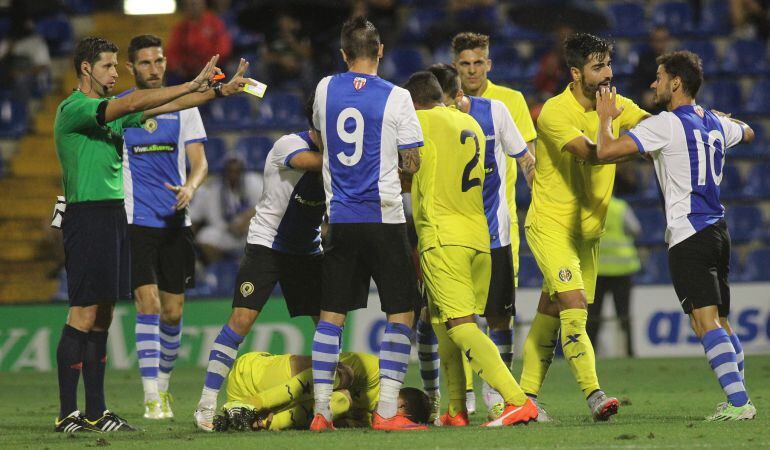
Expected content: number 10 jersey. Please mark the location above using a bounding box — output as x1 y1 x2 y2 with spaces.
313 72 423 224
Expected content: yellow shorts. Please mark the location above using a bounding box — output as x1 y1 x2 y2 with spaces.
226 352 293 403
421 245 491 324
525 224 599 303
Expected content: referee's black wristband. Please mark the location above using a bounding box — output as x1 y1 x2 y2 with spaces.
213 82 224 98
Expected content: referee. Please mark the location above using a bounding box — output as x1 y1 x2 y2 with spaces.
53 36 252 433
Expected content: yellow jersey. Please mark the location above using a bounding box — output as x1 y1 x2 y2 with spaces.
413 106 489 254
481 80 537 221
338 352 380 427
525 84 648 239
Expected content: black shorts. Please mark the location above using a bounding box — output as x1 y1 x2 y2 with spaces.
233 244 322 317
129 225 196 293
62 200 130 306
668 219 731 316
484 245 516 317
322 223 420 315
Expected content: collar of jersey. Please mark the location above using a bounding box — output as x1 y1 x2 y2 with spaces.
346 71 379 79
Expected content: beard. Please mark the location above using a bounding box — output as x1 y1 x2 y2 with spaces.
654 89 671 109
136 75 164 89
580 77 611 98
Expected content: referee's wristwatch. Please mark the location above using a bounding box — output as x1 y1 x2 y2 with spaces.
213 82 224 98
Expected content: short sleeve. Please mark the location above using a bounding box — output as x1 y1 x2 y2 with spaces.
503 90 537 142
625 113 672 154
179 108 207 145
718 116 745 149
537 103 584 152
312 77 330 131
493 100 527 157
618 96 650 130
272 135 312 169
395 88 424 150
58 95 104 132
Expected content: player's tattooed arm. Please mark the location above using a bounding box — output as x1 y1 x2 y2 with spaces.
516 150 536 188
398 147 421 175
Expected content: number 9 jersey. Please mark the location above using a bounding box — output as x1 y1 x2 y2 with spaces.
412 106 489 254
313 72 423 224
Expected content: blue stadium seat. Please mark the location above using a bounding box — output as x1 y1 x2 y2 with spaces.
743 79 770 115
605 3 647 38
235 135 274 171
719 165 743 200
203 137 227 172
518 254 543 288
403 8 446 42
255 92 305 129
383 48 426 83
681 41 720 74
636 250 671 285
699 0 731 35
0 96 29 138
0 17 10 39
652 1 695 35
730 122 765 158
698 80 741 114
206 258 240 297
200 95 254 131
635 207 667 245
728 250 742 282
740 249 770 281
723 40 768 76
36 15 74 57
726 205 763 243
65 0 95 14
743 163 770 198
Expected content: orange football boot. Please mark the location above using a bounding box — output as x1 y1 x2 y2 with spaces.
480 398 538 427
309 413 335 432
437 411 469 427
372 412 427 431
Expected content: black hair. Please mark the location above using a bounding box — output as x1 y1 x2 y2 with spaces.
341 16 380 61
564 32 612 70
127 34 163 63
399 387 431 424
656 50 703 98
404 71 443 106
305 90 316 128
426 63 460 99
73 36 118 77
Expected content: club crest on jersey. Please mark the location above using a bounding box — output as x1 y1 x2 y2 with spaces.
240 282 255 297
143 118 158 133
558 267 573 282
694 105 705 118
353 77 367 90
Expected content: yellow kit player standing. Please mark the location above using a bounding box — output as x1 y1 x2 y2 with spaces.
520 33 649 421
403 72 537 427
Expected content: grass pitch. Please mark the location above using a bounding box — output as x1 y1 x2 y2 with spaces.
1 356 768 449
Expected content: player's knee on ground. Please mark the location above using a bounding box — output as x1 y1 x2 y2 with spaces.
398 387 431 424
228 307 260 336
330 389 352 418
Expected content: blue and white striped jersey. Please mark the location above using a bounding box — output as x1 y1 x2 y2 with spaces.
313 72 423 224
247 131 325 255
467 96 528 249
626 105 744 248
121 89 207 228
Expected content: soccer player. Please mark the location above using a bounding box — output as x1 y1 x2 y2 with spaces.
120 34 209 420
451 32 537 413
519 33 649 421
404 71 537 427
309 17 424 432
216 352 431 431
595 51 756 421
53 36 252 433
194 95 326 431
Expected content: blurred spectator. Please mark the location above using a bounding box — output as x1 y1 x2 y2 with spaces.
588 196 641 357
350 0 398 48
630 26 671 114
260 13 313 89
190 154 263 264
166 0 232 82
0 18 50 100
731 0 770 39
534 25 573 99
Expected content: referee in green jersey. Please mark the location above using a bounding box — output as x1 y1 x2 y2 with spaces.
53 36 253 433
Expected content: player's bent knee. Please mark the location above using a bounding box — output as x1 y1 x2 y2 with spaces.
67 305 99 332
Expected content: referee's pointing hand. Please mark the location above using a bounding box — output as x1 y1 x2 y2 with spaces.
188 54 221 93
164 182 195 210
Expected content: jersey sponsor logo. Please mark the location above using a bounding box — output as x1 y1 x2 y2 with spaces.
143 118 158 133
485 134 495 141
353 77 367 90
132 143 176 154
240 282 255 297
155 114 180 120
293 193 325 207
558 267 573 282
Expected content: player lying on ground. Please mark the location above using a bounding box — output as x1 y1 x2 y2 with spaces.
213 351 430 431
595 50 756 421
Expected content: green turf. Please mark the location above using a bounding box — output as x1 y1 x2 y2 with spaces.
1 356 768 449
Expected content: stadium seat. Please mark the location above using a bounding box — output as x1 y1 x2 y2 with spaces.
743 79 770 115
743 163 770 198
680 41 720 75
64 0 95 14
490 45 523 80
723 40 768 76
255 92 305 130
730 122 764 158
605 3 647 38
740 249 770 281
0 17 10 39
0 96 29 138
200 95 254 131
235 135 274 171
695 80 742 115
518 254 543 288
35 15 75 57
699 0 731 35
203 137 227 173
729 250 742 282
719 165 743 200
652 1 695 35
726 205 763 243
634 207 667 246
403 8 446 42
636 250 671 285
205 258 240 297
382 48 426 83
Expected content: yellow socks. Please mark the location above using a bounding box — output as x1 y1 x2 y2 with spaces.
268 392 351 430
447 322 528 406
520 312 561 396
433 322 467 415
462 356 474 393
560 308 600 397
248 368 314 411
